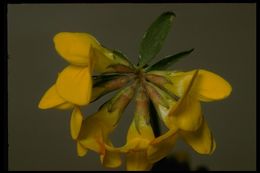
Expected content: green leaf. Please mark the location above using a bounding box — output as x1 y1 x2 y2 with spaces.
138 11 176 67
145 48 194 71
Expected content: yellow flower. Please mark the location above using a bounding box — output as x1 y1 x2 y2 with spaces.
145 69 232 162
75 84 136 168
38 33 95 108
39 12 232 171
121 117 154 171
38 33 136 168
38 32 132 109
105 86 155 171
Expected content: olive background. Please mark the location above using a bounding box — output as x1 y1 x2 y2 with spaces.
8 3 256 171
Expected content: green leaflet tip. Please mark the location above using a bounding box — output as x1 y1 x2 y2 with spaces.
162 11 176 17
189 48 195 52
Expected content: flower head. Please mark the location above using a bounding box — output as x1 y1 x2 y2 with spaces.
39 11 232 171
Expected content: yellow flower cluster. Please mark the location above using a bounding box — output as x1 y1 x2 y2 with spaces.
38 32 231 170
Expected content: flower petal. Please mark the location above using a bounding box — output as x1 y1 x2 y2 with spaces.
70 107 84 140
100 151 122 168
56 65 92 105
122 92 155 151
79 86 135 154
77 117 105 154
93 47 133 73
170 95 202 131
151 100 177 130
92 47 117 73
100 140 122 168
195 70 232 102
164 71 194 97
104 110 154 153
38 84 66 109
122 120 154 152
128 115 154 142
77 107 121 154
126 150 152 171
181 118 216 154
147 129 178 163
166 69 232 101
53 32 99 66
77 141 88 157
168 70 203 131
55 102 74 110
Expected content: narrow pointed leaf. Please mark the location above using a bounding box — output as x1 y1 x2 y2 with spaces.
138 11 176 67
146 48 194 71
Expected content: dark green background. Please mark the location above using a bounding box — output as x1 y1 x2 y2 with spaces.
8 3 256 171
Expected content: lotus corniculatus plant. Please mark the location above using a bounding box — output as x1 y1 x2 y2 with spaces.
38 11 232 171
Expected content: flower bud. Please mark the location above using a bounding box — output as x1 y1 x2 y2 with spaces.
106 64 135 73
144 82 170 109
145 72 179 101
134 86 150 134
91 75 132 102
145 73 172 86
108 82 137 113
